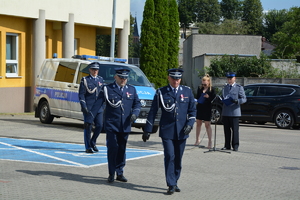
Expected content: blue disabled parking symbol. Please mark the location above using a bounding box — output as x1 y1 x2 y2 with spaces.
0 137 163 168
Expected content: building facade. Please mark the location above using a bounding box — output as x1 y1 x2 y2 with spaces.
182 33 262 94
0 0 130 113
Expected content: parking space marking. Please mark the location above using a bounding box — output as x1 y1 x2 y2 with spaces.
0 137 163 168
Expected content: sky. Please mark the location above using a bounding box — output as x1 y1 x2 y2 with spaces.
130 0 300 34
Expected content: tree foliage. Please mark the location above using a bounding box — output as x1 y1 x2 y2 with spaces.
128 14 140 58
207 54 273 77
178 0 196 37
96 35 113 57
205 53 300 78
220 0 242 20
242 0 263 35
140 0 156 83
141 0 180 88
194 0 221 24
271 7 300 59
197 19 249 34
262 9 290 42
151 0 169 88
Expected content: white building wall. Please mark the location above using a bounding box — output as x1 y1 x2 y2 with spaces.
0 0 129 29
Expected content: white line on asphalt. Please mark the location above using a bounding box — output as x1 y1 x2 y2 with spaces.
0 141 87 167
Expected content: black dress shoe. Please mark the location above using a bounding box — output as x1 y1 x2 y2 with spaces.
107 175 114 183
221 147 231 150
175 185 181 192
233 148 238 151
85 149 93 153
167 186 175 194
92 146 99 152
116 175 127 182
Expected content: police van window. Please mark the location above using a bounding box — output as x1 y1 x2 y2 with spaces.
54 62 78 83
77 63 89 84
97 64 152 87
40 61 58 80
127 67 151 86
97 65 115 83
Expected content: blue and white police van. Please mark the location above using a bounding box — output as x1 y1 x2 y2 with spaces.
33 55 160 133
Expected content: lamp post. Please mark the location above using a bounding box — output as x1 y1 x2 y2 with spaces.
110 0 116 62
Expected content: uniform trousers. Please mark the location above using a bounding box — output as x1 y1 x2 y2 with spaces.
162 138 186 186
106 131 129 176
222 116 239 149
83 112 103 150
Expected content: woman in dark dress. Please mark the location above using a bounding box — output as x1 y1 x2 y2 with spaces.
194 74 216 148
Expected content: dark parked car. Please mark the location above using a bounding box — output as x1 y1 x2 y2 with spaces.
211 83 300 129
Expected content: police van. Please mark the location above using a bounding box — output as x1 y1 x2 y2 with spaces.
33 55 160 133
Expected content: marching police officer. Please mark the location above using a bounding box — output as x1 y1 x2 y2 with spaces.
143 68 196 195
221 72 247 151
78 62 104 153
88 67 141 183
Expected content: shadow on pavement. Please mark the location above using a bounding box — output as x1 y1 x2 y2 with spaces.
16 170 166 194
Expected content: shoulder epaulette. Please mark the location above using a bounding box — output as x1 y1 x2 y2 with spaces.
182 85 191 89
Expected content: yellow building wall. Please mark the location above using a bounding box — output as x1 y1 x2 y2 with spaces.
46 21 63 58
75 25 96 56
0 16 98 113
0 16 97 89
0 15 32 88
44 23 96 58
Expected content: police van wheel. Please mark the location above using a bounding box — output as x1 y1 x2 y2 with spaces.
39 101 54 124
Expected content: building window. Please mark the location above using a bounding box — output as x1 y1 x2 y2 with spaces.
6 33 18 77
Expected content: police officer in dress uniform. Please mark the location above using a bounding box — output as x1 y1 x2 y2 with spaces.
79 62 104 153
142 68 196 195
221 72 247 151
88 67 141 183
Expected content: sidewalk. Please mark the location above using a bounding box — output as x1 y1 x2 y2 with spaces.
0 114 300 200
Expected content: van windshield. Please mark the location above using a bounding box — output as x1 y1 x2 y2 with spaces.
78 63 152 87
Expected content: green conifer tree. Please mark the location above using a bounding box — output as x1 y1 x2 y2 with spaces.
140 0 156 84
152 0 169 88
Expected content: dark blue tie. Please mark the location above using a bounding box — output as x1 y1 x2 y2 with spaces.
229 85 232 90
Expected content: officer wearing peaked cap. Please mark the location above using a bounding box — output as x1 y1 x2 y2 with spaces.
221 72 246 151
78 62 104 154
143 68 196 194
88 67 141 183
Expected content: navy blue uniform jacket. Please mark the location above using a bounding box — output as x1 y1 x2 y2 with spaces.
144 85 196 140
88 82 141 133
221 84 247 117
78 75 104 113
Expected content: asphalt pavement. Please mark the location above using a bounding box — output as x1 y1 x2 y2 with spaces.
0 114 299 200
